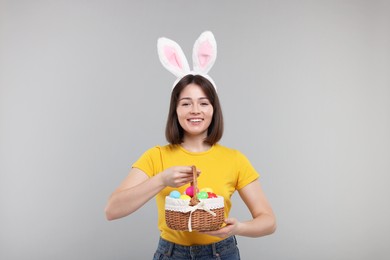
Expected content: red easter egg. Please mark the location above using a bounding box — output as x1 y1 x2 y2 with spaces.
207 192 217 198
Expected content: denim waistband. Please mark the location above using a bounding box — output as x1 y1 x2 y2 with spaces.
155 236 238 259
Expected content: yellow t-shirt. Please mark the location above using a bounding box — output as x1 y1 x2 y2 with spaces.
132 143 259 245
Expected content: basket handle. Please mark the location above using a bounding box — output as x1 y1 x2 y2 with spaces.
189 165 200 206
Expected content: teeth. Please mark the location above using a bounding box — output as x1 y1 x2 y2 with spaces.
189 119 202 122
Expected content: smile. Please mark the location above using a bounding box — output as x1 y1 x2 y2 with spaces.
188 118 203 122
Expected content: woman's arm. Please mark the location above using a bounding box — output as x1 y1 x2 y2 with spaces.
105 167 163 221
202 180 276 238
104 166 196 221
235 180 277 237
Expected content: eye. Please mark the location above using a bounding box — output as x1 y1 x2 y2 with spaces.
200 101 210 106
179 102 191 107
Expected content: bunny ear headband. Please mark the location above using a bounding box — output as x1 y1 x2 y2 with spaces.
157 31 217 90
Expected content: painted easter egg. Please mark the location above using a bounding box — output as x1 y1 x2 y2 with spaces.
185 186 196 197
169 190 181 199
180 194 191 200
200 187 213 193
197 191 209 199
207 192 218 198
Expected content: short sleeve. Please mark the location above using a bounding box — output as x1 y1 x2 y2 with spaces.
235 150 260 190
132 146 162 177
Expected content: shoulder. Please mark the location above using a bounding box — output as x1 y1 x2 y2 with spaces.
213 143 242 156
143 144 171 151
137 145 163 159
142 144 180 155
214 144 252 163
157 144 180 153
142 145 161 154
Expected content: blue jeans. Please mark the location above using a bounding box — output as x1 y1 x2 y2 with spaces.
153 236 240 260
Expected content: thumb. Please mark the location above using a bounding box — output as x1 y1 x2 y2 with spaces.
224 218 236 225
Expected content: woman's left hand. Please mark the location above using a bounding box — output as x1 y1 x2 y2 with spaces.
200 218 240 238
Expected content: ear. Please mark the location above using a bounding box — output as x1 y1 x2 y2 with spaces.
157 37 190 78
192 31 217 74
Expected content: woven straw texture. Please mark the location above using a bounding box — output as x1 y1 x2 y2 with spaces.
165 207 224 231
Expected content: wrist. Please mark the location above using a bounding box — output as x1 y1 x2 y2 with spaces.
234 220 244 236
156 172 167 188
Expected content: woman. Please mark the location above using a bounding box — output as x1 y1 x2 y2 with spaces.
105 32 276 259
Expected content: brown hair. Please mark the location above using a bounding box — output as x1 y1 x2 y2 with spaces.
165 74 224 145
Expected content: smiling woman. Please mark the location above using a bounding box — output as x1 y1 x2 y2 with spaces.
104 31 276 259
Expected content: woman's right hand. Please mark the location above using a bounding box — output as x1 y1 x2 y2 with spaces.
160 166 200 188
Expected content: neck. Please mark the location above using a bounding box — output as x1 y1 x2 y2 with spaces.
181 136 211 152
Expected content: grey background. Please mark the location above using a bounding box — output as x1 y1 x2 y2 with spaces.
1 0 389 259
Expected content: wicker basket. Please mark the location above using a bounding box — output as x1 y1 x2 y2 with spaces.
165 166 225 232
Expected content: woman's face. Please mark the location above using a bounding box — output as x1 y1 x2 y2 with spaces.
176 83 214 139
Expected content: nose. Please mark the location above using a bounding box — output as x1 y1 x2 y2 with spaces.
190 104 200 114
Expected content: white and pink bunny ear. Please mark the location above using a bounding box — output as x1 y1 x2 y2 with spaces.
157 31 218 91
157 37 190 78
192 31 217 74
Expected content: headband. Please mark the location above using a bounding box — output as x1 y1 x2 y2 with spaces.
157 31 217 90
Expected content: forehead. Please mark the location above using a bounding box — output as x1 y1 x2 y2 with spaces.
179 83 207 98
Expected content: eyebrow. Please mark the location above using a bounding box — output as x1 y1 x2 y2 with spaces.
178 97 209 101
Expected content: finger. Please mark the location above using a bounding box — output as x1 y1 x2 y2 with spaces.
175 166 193 173
224 218 235 225
186 166 196 172
180 175 195 184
